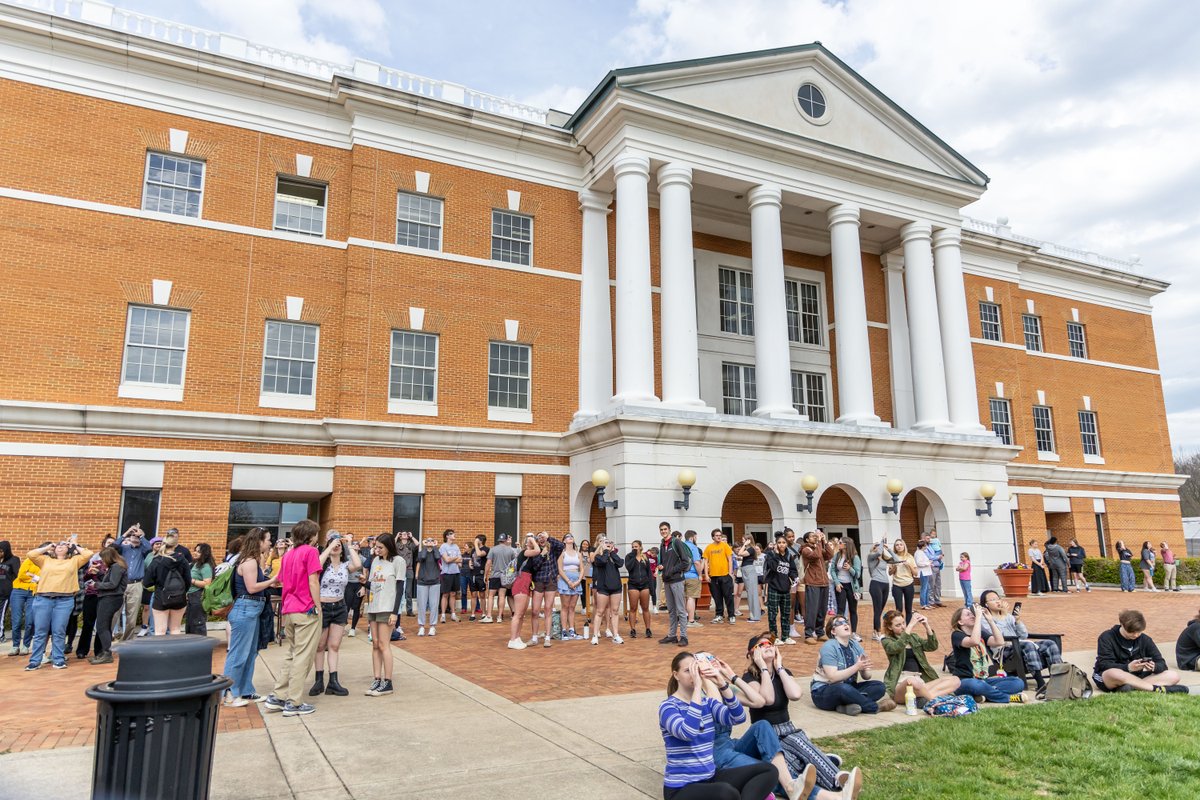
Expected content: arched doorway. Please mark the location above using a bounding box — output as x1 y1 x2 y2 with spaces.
815 485 864 551
720 482 774 548
898 487 951 552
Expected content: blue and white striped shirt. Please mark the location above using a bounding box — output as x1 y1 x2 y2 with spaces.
658 694 746 788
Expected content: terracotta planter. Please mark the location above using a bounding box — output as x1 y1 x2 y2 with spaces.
994 568 1033 598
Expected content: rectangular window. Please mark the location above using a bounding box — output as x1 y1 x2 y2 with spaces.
142 152 204 218
721 362 757 416
718 267 755 336
122 305 190 388
979 301 1002 342
1022 314 1043 352
397 192 443 251
119 488 161 540
491 210 532 265
392 494 423 538
1067 322 1088 359
488 341 531 410
989 398 1014 445
274 177 327 237
790 371 827 421
1078 410 1101 456
1032 405 1056 454
785 279 822 345
389 331 438 403
261 321 318 397
494 497 520 543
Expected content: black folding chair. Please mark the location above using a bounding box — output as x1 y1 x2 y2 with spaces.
1000 632 1064 688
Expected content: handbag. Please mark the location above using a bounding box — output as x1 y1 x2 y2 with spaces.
1043 663 1093 700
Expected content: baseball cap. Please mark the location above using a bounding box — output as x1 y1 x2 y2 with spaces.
497 533 511 542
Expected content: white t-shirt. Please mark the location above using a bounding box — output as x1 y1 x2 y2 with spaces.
366 555 405 614
915 548 933 577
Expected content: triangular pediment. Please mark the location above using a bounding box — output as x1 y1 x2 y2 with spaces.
583 45 986 186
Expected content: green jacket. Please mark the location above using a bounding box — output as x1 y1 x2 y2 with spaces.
828 553 862 594
882 630 941 693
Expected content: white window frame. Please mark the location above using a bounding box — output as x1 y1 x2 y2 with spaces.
141 151 205 219
790 370 827 421
1079 410 1103 463
1022 314 1043 352
1067 322 1088 359
258 320 319 411
487 341 532 423
979 301 1002 342
396 192 444 252
718 267 755 337
490 210 532 266
989 398 1014 445
785 279 822 346
118 304 191 402
1032 405 1058 460
273 176 327 238
722 362 757 416
388 330 439 416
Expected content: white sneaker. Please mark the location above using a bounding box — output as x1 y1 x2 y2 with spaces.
527 636 539 646
507 638 527 650
224 694 249 708
712 616 724 624
612 635 624 645
480 616 493 623
605 629 613 638
783 637 798 645
543 636 552 648
428 627 436 637
417 627 426 637
347 628 356 637
440 614 446 623
451 613 460 622
591 635 599 645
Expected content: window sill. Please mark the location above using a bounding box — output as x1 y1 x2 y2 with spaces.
1036 451 1060 462
118 383 183 402
1083 454 1106 465
488 407 532 424
259 393 316 411
388 399 438 417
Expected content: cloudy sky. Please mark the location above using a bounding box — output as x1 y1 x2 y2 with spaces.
108 0 1200 453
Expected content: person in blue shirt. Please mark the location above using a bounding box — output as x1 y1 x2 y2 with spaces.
809 616 890 715
683 531 704 627
116 524 153 640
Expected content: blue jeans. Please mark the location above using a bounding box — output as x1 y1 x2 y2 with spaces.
222 597 265 697
28 594 75 667
958 675 1026 703
811 679 888 714
715 722 820 800
1118 562 1136 591
959 578 973 606
8 588 35 647
919 574 931 607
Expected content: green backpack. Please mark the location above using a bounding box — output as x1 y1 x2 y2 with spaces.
202 561 235 615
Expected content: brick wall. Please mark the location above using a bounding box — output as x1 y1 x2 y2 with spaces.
720 482 772 542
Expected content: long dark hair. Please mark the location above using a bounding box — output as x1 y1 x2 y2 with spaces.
376 533 398 561
100 547 126 570
195 543 215 572
0 540 12 562
840 538 858 566
667 651 693 696
744 632 774 680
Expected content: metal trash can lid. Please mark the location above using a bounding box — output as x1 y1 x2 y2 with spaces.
86 634 231 701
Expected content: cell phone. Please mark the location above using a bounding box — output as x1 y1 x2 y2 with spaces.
1013 602 1022 614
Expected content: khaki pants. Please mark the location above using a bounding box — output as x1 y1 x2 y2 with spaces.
274 612 321 704
1163 563 1177 591
120 581 143 640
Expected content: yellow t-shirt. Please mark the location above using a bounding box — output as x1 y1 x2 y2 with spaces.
703 542 733 578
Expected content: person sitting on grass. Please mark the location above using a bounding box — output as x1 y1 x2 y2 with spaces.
810 616 893 716
1176 609 1200 672
1093 609 1185 693
880 610 961 708
947 606 1027 704
978 590 1061 695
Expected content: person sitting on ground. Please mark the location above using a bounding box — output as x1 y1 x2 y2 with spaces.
947 605 1027 703
658 652 776 800
880 610 961 707
978 589 1062 694
742 633 863 799
1093 609 1184 693
810 615 892 715
1176 609 1200 672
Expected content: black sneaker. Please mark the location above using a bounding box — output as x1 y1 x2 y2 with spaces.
658 635 678 645
23 663 39 671
678 637 689 647
282 702 316 717
646 628 652 638
1164 685 1190 694
629 628 637 639
365 679 382 696
374 680 394 696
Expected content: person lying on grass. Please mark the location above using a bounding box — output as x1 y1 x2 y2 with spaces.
880 610 961 707
1093 609 1185 693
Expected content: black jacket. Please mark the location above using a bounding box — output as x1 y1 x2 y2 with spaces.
624 552 653 588
96 563 128 597
763 550 797 593
592 549 623 593
1094 624 1166 676
1176 619 1200 672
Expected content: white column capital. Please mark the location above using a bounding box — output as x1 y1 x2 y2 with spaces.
931 227 963 249
613 151 651 179
656 162 693 189
827 204 861 228
900 220 933 243
578 189 613 214
747 184 783 210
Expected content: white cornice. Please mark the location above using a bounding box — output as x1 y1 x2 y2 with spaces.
1007 462 1186 491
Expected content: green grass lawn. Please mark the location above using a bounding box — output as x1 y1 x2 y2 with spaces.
815 695 1200 799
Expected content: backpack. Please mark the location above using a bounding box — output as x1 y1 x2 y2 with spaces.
501 558 518 587
158 561 189 610
1043 663 1093 701
662 545 686 583
202 562 235 615
924 694 978 717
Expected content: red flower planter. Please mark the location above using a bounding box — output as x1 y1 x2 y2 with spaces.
994 568 1033 598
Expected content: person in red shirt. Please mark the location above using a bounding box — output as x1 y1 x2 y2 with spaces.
264 520 323 717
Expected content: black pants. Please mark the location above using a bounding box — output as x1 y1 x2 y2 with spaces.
1030 565 1050 594
185 591 208 636
835 582 858 633
804 584 828 638
892 583 915 623
95 595 122 655
344 582 364 629
711 575 735 618
663 762 776 800
76 594 101 657
869 579 890 632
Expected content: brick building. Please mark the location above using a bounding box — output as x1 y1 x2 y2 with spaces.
0 2 1185 596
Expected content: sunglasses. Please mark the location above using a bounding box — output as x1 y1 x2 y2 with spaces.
752 637 776 651
830 617 849 627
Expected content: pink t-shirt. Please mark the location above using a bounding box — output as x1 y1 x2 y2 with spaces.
279 544 321 615
958 559 972 581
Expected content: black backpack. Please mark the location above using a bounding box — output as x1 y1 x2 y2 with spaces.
159 559 189 609
662 544 687 583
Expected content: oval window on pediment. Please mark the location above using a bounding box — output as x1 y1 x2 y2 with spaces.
796 83 827 120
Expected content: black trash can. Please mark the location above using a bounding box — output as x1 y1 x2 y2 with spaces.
86 634 233 800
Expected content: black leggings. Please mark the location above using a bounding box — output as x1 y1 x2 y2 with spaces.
835 582 858 633
891 583 915 623
869 579 890 632
663 763 776 800
344 582 364 630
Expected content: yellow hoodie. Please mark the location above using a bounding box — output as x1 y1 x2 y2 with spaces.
13 558 39 592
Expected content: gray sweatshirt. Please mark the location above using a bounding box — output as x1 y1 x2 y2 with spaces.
866 544 898 583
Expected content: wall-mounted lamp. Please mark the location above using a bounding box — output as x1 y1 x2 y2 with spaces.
976 482 997 517
881 478 904 515
674 469 697 511
796 474 819 513
592 469 618 510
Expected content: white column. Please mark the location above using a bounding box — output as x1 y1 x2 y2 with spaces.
612 151 659 406
900 221 951 430
747 185 800 419
574 189 613 421
881 254 915 429
657 163 711 411
827 205 881 425
932 228 985 432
